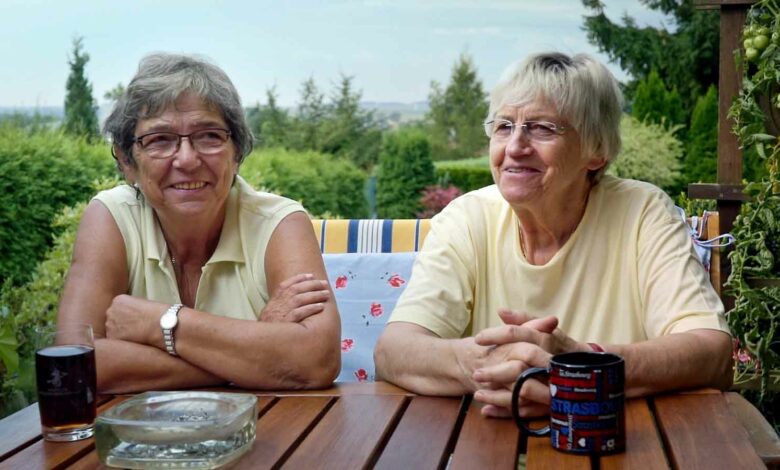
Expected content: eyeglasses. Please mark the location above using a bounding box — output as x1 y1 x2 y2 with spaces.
133 128 232 159
483 119 566 142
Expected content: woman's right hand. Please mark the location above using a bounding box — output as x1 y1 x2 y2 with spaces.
260 273 331 323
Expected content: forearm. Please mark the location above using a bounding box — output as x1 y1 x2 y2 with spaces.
174 308 341 390
606 329 733 398
96 339 225 394
374 323 488 396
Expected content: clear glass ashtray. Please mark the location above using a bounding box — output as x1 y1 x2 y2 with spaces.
95 391 258 469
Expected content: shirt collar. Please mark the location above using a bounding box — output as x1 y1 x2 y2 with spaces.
143 177 245 267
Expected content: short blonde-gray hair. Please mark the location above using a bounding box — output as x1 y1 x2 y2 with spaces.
487 52 623 182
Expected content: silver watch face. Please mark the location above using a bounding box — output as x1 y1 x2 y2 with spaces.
160 311 178 330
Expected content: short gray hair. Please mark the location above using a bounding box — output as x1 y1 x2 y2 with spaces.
104 53 253 170
487 52 623 182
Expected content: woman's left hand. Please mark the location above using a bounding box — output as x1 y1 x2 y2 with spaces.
105 294 166 346
471 309 589 417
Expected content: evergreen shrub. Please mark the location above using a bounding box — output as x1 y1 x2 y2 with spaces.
240 147 368 218
376 129 436 218
0 127 114 286
435 157 493 193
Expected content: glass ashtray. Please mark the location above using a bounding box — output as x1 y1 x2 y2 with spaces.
95 391 258 469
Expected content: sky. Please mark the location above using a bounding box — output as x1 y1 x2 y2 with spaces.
0 0 672 109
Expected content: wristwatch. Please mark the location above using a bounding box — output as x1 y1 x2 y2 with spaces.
160 303 184 356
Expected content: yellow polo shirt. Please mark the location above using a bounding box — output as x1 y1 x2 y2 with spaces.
388 176 730 344
94 176 304 320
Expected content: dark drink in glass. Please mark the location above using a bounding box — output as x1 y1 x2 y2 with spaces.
34 325 97 441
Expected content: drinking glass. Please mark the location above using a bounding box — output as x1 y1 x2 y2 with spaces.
35 324 97 441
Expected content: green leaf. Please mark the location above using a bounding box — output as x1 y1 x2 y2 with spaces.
0 325 18 374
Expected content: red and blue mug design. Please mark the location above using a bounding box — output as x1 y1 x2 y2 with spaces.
511 352 625 455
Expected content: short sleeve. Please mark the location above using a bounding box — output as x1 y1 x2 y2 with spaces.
636 193 730 338
387 200 477 338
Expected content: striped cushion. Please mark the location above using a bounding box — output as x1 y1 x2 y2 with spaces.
311 219 431 253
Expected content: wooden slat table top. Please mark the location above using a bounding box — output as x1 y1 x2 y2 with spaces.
0 385 767 469
283 394 406 468
374 395 463 470
450 399 521 469
654 392 766 469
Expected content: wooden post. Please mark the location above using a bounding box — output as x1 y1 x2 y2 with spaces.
692 0 754 306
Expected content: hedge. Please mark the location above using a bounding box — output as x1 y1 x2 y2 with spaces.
434 157 493 193
376 129 436 218
240 147 368 218
0 126 115 286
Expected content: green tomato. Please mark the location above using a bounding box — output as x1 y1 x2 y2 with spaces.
746 47 760 62
744 38 755 49
754 35 770 50
772 32 780 44
757 26 770 36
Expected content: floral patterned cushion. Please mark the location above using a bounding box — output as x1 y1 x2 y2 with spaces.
323 252 417 382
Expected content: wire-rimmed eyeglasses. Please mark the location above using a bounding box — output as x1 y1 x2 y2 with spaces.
133 128 232 159
483 119 566 142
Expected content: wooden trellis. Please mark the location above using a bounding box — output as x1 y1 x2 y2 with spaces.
691 0 755 305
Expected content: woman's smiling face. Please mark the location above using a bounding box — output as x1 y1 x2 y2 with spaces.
489 98 605 209
122 92 238 220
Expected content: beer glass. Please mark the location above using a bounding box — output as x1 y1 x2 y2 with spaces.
34 324 97 441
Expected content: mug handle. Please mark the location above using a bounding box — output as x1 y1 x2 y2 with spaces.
511 367 550 437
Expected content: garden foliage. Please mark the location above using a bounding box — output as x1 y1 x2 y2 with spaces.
240 147 368 219
0 179 120 418
0 126 114 286
434 158 493 193
607 115 683 193
426 54 489 161
726 0 780 431
376 129 435 218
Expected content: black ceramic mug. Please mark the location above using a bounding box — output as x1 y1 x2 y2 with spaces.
511 351 625 455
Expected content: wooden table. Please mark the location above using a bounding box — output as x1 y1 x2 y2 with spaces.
0 383 766 469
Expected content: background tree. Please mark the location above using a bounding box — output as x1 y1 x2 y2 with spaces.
632 70 685 129
426 54 489 161
63 36 99 139
582 0 718 111
290 78 326 151
247 87 289 148
376 129 435 218
607 115 682 192
103 83 125 104
683 85 718 184
321 75 382 170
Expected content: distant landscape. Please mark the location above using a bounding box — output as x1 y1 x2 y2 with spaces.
0 101 430 128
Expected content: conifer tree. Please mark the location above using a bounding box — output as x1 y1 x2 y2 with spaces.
426 54 488 160
376 129 435 218
684 85 718 184
63 37 99 139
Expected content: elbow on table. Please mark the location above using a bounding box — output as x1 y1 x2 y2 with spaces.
233 337 341 390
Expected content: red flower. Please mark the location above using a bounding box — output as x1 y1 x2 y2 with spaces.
387 274 406 288
335 275 348 289
354 368 368 382
341 338 354 352
369 302 383 317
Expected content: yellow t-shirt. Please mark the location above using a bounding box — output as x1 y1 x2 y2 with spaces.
388 176 730 344
93 176 304 320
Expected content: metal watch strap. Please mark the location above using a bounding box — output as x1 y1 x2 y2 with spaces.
162 303 184 356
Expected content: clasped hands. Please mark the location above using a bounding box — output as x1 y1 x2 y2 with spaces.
471 309 590 418
104 273 331 352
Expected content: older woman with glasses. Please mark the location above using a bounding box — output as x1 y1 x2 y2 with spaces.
57 53 340 393
375 52 732 418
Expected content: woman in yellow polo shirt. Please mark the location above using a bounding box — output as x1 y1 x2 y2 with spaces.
57 53 340 393
375 52 732 418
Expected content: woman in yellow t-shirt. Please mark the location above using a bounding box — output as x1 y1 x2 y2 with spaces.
375 52 732 418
